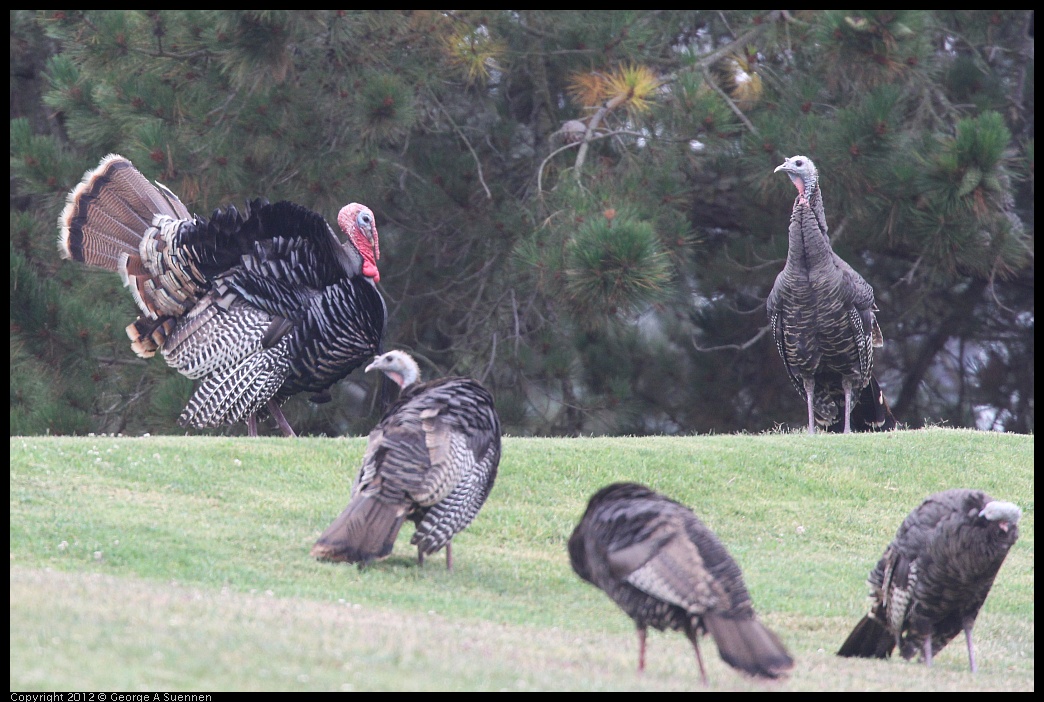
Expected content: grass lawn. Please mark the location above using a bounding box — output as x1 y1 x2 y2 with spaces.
9 428 1033 690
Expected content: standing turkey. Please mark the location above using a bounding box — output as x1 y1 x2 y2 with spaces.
58 154 385 436
766 155 894 434
311 350 501 569
837 489 1022 672
568 482 794 684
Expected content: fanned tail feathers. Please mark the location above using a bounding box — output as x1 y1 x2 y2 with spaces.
59 153 189 269
59 154 388 436
59 154 209 358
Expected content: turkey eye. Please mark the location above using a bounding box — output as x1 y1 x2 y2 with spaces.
358 213 372 227
795 160 804 167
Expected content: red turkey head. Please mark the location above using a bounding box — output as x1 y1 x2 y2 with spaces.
338 203 381 282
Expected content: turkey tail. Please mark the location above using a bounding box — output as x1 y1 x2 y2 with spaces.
703 613 795 679
826 375 896 432
837 614 895 659
58 154 189 269
311 494 409 564
856 375 896 430
59 154 204 358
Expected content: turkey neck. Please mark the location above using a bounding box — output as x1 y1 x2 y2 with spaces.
784 190 834 276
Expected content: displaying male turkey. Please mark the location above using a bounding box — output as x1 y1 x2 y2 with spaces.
568 482 794 684
766 155 893 434
311 350 501 569
58 154 385 436
837 489 1022 672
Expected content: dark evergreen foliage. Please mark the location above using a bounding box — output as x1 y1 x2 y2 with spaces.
10 10 1034 435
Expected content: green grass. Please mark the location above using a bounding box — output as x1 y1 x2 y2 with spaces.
9 429 1034 691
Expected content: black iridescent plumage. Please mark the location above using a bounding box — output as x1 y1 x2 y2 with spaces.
58 154 385 436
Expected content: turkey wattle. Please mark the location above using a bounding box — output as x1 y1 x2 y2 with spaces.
59 154 386 436
312 350 501 570
766 155 894 434
838 488 1021 672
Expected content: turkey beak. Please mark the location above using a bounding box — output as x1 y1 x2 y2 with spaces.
998 521 1010 533
776 165 806 201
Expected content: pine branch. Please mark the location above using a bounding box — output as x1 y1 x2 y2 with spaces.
431 93 492 200
538 129 646 193
692 323 770 352
700 64 759 137
572 93 630 180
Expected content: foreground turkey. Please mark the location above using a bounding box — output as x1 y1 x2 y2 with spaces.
568 482 794 684
837 489 1021 672
767 155 894 434
311 350 501 569
58 154 385 436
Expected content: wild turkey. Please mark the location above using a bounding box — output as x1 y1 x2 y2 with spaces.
837 489 1022 672
766 155 892 434
568 482 794 684
311 350 501 569
58 154 385 436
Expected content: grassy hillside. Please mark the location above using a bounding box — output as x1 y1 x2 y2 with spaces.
9 429 1034 691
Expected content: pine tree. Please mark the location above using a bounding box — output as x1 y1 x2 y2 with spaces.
11 11 1034 435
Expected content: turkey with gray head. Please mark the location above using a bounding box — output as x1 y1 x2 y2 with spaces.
766 155 894 434
568 482 794 685
311 350 501 569
59 154 385 436
837 488 1022 672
